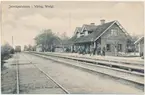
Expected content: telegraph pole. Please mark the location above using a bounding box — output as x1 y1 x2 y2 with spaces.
69 12 71 33
12 36 14 48
69 12 72 51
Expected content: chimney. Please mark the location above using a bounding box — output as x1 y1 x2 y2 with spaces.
90 23 95 25
100 19 105 25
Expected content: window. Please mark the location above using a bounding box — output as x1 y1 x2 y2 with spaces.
77 33 80 38
106 44 111 52
80 33 84 37
111 28 118 36
84 31 88 36
88 31 93 34
118 44 122 52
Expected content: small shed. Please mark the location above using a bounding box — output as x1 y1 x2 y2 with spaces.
134 36 144 57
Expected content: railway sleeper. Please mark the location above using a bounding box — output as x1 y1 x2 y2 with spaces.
30 53 144 91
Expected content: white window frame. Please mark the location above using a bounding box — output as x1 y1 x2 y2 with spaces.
111 28 118 36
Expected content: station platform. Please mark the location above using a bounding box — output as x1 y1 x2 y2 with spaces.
43 52 144 65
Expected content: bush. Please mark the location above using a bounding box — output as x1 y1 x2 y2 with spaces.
1 44 14 68
10 48 15 54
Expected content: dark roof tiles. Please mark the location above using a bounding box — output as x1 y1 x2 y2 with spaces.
74 21 115 43
82 24 97 32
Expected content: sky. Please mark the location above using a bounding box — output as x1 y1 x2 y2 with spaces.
1 1 144 48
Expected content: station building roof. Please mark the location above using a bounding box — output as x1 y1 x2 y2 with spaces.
74 21 115 43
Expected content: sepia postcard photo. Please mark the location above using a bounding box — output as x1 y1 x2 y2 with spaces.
1 1 144 94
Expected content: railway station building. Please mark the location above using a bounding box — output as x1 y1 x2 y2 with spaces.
69 20 131 56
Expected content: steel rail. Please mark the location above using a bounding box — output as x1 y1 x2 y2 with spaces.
16 53 20 94
21 53 70 94
28 53 144 88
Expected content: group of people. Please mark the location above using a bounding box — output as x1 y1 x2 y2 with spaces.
65 46 106 56
90 47 106 56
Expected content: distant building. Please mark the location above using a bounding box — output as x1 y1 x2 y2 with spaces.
15 46 21 52
69 20 131 56
36 44 43 52
134 36 144 57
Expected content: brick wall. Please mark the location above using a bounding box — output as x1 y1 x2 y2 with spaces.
100 23 128 56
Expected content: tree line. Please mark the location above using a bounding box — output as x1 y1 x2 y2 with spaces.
24 29 69 52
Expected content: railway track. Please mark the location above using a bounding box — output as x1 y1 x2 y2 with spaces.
26 51 144 90
15 53 70 94
15 54 19 94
